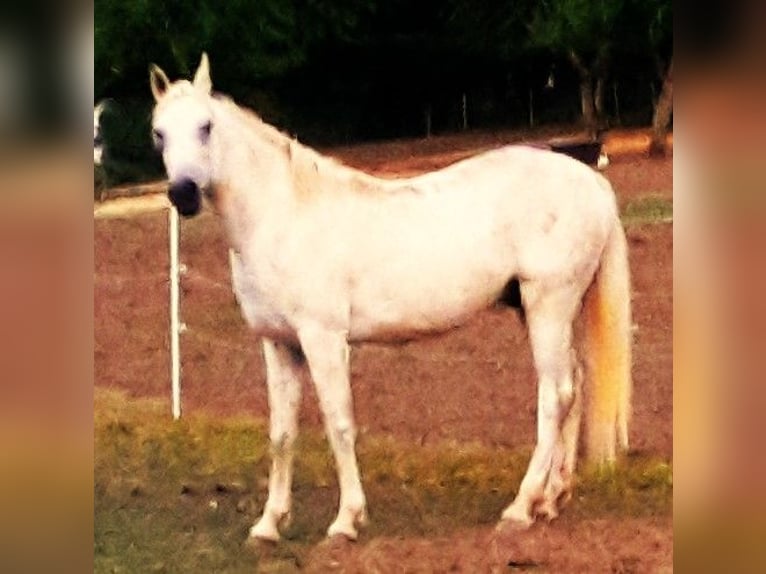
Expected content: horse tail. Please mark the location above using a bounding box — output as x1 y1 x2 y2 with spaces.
582 213 633 465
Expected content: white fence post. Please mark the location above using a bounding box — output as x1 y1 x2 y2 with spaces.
169 205 182 419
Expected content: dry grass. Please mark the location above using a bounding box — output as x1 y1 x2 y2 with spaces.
95 388 671 573
622 195 673 226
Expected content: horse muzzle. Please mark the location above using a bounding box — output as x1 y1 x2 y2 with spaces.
168 178 201 217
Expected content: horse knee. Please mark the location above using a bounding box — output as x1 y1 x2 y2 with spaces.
328 419 356 450
540 375 576 426
270 430 296 457
558 376 575 413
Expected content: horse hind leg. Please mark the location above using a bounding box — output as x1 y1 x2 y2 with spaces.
250 339 305 542
537 349 584 520
500 282 580 528
559 351 585 501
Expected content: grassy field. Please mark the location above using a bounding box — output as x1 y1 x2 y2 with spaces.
95 173 672 571
621 195 673 227
95 388 671 573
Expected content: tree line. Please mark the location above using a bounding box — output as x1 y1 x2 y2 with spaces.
95 0 672 183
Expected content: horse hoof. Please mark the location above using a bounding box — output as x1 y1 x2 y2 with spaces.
557 488 573 508
326 522 359 541
326 505 367 540
534 500 559 522
249 520 281 543
496 517 535 533
498 507 535 531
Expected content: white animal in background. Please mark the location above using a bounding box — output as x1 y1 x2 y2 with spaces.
94 101 105 165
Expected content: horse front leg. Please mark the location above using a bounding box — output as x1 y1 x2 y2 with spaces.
249 339 304 542
298 324 367 540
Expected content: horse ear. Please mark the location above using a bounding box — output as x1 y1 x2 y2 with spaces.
193 52 212 94
149 64 170 102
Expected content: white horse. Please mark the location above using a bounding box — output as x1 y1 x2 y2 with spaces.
94 101 106 165
150 54 632 542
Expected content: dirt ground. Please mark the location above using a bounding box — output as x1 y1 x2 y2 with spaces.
95 134 672 572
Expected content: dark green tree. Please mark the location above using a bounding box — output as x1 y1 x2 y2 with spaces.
646 0 673 154
94 0 671 182
95 0 335 97
529 0 657 137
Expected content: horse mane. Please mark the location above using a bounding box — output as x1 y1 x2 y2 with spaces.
215 94 410 199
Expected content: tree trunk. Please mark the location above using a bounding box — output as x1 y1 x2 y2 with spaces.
461 93 468 130
594 76 606 125
593 48 610 134
579 78 598 139
569 50 598 139
649 57 673 156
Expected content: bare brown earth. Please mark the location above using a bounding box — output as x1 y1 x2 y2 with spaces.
95 131 672 572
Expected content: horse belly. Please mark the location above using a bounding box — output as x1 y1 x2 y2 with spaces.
235 290 297 343
347 259 510 343
344 198 517 342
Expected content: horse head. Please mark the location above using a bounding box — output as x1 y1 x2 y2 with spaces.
150 53 215 217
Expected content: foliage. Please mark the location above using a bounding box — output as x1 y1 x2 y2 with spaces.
95 0 671 182
525 0 671 132
529 0 622 58
96 0 298 95
528 0 671 63
442 0 535 61
621 195 673 226
647 0 673 59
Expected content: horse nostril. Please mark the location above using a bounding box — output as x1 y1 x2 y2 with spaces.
168 179 201 217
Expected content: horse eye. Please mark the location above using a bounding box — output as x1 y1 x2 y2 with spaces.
199 121 212 142
152 128 165 151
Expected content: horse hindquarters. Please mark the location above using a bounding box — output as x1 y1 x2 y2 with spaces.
501 214 631 526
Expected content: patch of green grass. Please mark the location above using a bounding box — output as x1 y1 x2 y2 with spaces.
621 195 673 226
95 389 671 573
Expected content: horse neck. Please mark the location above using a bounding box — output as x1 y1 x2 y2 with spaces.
209 99 398 248
209 100 296 245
